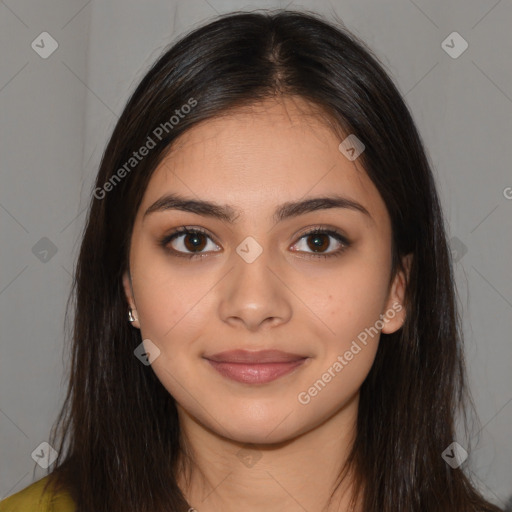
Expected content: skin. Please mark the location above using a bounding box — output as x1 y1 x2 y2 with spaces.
123 96 411 512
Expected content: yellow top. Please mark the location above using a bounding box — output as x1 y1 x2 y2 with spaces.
0 475 75 512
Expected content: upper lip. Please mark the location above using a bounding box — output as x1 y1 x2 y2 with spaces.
205 349 308 364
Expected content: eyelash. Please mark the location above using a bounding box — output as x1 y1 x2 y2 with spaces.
158 225 351 261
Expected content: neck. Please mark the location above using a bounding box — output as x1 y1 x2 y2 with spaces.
176 392 362 512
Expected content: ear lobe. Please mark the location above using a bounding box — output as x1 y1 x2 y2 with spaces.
122 270 140 329
381 253 412 334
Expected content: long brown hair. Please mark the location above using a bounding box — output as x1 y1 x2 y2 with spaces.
43 9 504 512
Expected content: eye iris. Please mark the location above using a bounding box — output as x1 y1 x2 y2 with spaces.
308 234 329 252
184 232 206 252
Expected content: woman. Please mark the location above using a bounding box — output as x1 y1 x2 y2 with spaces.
0 9 504 512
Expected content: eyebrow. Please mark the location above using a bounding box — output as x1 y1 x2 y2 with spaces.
143 192 373 224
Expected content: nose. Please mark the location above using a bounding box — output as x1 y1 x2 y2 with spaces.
217 251 292 332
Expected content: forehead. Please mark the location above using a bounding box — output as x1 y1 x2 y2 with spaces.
139 97 388 229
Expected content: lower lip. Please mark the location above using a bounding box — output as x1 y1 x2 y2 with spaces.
205 359 307 384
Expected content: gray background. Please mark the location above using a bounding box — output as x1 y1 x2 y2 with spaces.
0 0 510 507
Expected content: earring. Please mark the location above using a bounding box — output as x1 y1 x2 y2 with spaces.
128 308 136 322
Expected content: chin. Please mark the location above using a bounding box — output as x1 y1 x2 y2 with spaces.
221 423 299 446
206 404 311 445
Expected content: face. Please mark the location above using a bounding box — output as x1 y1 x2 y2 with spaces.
123 96 410 444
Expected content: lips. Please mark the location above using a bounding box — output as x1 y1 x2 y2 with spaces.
204 349 309 384
205 349 307 364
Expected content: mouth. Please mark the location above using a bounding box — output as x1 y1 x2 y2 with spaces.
203 349 309 384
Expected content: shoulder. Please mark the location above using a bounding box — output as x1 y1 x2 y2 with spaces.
0 475 76 512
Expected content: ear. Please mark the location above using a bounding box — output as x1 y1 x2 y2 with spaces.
122 270 140 329
381 253 413 334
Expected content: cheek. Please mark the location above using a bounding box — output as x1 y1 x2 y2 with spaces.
295 268 387 418
130 247 213 342
321 261 390 341
132 272 207 401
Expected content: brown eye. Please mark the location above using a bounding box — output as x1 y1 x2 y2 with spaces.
291 228 351 259
305 233 331 252
164 228 220 257
180 231 208 252
158 226 219 259
159 226 351 261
